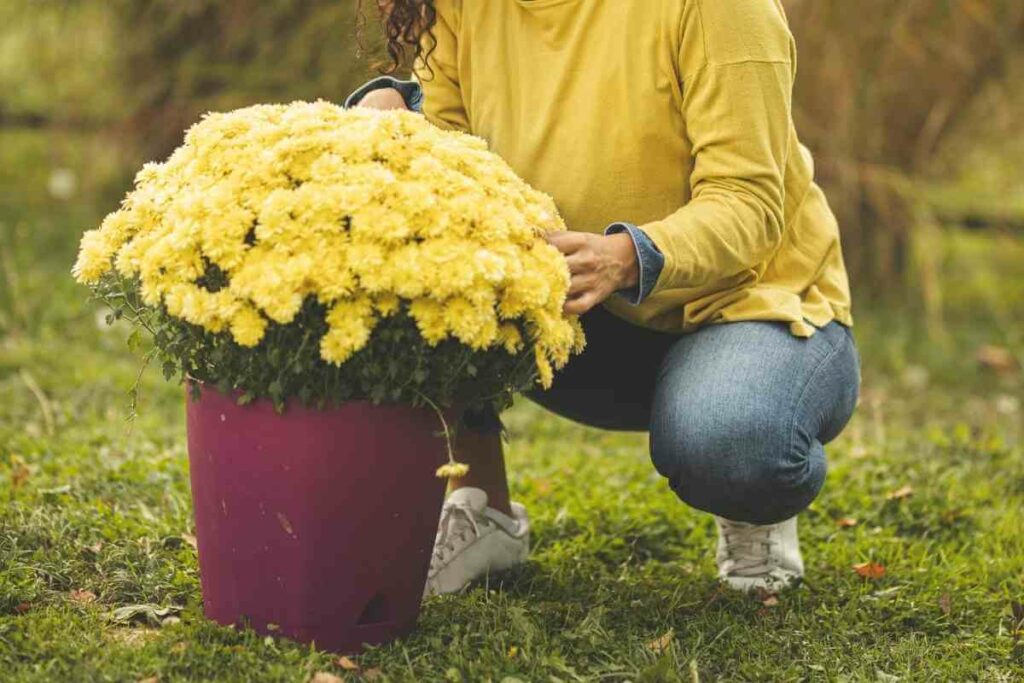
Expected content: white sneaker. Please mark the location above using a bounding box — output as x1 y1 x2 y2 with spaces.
714 515 804 593
423 487 530 598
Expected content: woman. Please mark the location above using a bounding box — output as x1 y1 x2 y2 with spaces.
350 0 860 596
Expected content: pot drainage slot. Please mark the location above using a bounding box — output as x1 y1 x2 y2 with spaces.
356 592 390 626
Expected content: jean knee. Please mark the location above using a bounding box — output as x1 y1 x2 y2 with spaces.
650 415 826 525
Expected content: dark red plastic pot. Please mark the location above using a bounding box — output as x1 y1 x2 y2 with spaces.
185 383 448 653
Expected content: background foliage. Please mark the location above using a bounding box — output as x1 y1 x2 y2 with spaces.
787 0 1024 286
3 0 1023 292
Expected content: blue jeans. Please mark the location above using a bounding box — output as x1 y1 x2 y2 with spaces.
464 305 860 525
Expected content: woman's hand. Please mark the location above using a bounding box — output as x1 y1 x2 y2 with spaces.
356 87 409 111
546 231 639 315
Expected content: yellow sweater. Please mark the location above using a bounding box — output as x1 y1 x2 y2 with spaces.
416 0 852 337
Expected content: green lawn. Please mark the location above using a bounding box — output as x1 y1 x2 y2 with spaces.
1 131 1023 681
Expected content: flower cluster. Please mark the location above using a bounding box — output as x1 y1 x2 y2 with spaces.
73 101 584 402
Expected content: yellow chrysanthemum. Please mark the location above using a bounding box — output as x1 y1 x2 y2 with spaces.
320 297 377 365
498 323 524 354
435 461 470 479
535 346 555 389
72 228 120 284
231 306 267 347
408 298 448 346
72 101 585 388
373 293 401 317
442 296 499 350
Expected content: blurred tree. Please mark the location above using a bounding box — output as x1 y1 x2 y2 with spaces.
105 0 378 157
0 1 120 127
785 0 1024 287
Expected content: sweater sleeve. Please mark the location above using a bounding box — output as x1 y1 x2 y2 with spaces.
640 0 794 293
414 0 470 133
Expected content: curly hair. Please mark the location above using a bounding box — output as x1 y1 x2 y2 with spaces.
358 0 439 75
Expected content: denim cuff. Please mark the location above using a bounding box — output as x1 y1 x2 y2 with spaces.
604 223 665 305
344 76 425 113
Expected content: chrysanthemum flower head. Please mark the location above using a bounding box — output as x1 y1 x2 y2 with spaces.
73 101 584 391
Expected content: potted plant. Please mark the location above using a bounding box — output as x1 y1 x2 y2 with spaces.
73 101 584 653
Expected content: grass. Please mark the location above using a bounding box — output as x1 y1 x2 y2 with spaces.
1 130 1023 682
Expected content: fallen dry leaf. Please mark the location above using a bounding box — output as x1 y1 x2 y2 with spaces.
14 602 31 614
938 593 951 616
309 673 344 683
181 533 198 550
363 669 384 681
836 517 859 528
85 542 104 555
753 587 780 607
336 655 359 671
976 345 1020 377
69 589 97 604
853 562 886 580
646 629 674 653
9 455 31 490
886 485 914 501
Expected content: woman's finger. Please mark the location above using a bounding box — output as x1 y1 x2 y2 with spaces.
564 250 595 275
563 291 597 316
567 272 596 297
546 231 586 255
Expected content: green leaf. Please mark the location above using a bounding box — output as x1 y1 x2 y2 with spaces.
88 276 535 416
126 328 142 353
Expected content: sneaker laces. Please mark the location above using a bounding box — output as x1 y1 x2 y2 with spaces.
430 502 484 572
718 519 778 577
